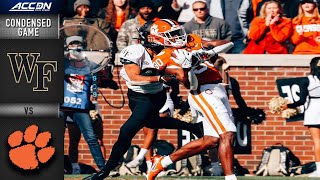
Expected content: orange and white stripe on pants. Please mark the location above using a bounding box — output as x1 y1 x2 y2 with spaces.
188 84 236 137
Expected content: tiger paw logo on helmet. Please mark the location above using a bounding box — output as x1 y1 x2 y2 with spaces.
149 19 187 47
7 124 55 170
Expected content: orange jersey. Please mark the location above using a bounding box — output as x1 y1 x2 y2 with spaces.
188 34 223 85
193 61 222 86
152 47 180 71
152 34 222 85
152 34 203 71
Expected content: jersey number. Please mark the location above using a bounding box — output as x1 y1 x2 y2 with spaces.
153 58 164 69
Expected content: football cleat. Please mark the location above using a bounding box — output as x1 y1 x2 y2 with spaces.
146 155 165 180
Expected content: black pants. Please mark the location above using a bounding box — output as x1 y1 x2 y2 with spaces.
103 89 201 173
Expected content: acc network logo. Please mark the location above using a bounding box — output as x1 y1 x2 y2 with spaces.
7 53 57 92
9 2 52 12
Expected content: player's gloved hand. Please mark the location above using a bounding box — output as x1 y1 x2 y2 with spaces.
159 74 177 86
170 49 192 68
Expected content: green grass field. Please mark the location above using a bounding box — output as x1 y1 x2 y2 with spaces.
64 175 317 180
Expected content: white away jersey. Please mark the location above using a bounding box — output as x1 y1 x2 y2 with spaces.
119 44 163 94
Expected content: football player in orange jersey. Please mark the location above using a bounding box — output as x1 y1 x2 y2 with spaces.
125 19 230 174
143 19 238 180
125 19 201 173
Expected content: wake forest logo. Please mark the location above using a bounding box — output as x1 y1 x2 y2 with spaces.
7 53 57 92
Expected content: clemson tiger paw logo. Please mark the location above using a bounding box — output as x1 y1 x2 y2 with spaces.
8 124 55 170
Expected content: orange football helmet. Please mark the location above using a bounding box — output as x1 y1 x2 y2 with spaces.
149 19 187 48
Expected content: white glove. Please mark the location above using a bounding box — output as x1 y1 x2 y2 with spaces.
170 49 192 68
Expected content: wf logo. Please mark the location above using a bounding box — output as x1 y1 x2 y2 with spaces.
7 53 57 92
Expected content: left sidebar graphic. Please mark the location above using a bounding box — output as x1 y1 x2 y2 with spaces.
0 2 65 179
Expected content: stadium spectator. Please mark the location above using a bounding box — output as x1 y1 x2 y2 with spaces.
66 0 103 46
105 0 134 32
116 0 159 51
291 0 320 54
209 0 253 53
243 0 292 54
256 0 300 19
62 0 77 18
183 0 232 41
283 57 320 177
62 0 119 90
152 0 181 20
67 0 115 48
103 0 134 61
175 0 210 24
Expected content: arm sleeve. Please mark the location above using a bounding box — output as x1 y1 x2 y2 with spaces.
116 22 129 52
183 22 192 34
97 18 111 34
238 0 253 36
291 24 318 46
287 78 310 108
269 19 292 42
221 21 232 41
248 18 269 41
291 23 306 45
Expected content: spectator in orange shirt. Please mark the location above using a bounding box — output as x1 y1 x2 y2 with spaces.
104 0 134 56
105 0 135 32
291 0 320 54
243 0 292 54
256 0 300 19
